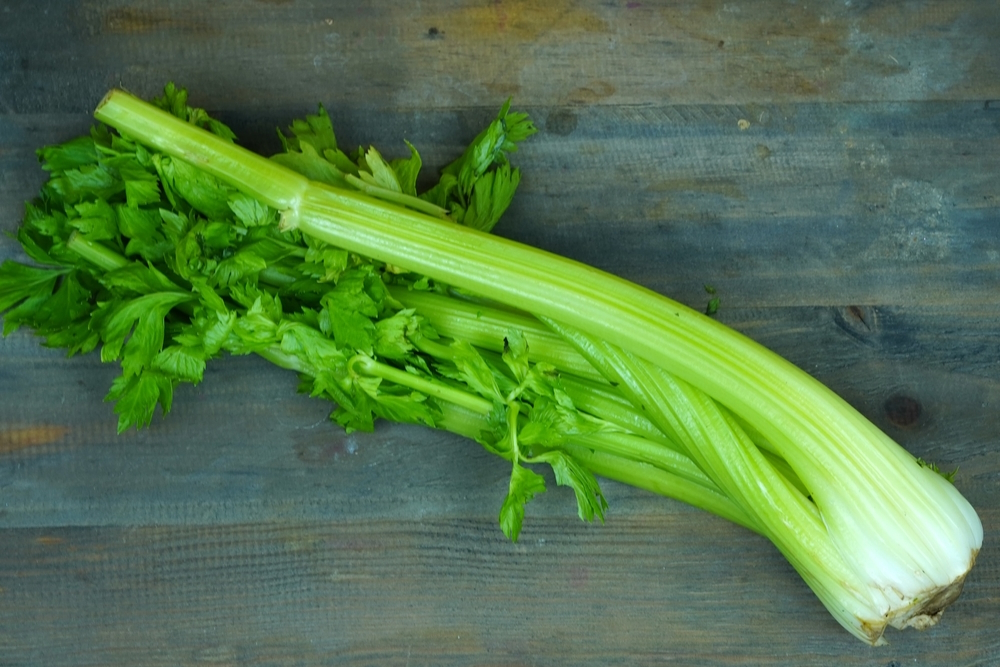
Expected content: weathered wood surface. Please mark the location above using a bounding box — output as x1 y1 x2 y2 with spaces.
1 1 998 665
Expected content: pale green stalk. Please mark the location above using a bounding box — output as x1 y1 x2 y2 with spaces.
94 89 983 644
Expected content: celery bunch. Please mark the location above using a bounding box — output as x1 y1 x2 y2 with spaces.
0 85 981 645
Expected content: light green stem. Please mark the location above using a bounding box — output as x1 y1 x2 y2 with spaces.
390 285 604 382
96 90 310 210
344 173 450 219
349 354 494 416
66 232 129 271
562 445 758 533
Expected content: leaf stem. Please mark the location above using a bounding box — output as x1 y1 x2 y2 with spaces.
564 445 759 532
348 354 494 416
389 286 604 382
66 232 129 272
344 173 451 219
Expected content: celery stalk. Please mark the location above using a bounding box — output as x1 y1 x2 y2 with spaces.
94 89 983 644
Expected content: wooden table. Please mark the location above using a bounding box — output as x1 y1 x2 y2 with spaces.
2 2 997 665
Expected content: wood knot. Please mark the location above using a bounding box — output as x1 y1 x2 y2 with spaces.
884 394 922 428
832 305 880 346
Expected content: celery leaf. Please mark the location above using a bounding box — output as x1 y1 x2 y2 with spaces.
500 462 547 542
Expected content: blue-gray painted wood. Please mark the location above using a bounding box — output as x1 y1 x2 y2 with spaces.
1 1 998 665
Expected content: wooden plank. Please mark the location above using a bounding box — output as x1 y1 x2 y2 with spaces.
3 1 999 114
3 102 1000 307
2 303 996 521
506 101 1000 308
2 304 997 660
1 515 997 667
1 0 998 663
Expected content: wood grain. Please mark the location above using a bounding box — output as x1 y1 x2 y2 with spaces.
1 1 998 665
1 514 998 666
3 0 999 114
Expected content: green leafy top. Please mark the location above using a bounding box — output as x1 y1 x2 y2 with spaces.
3 83 610 542
152 82 238 142
421 100 537 232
